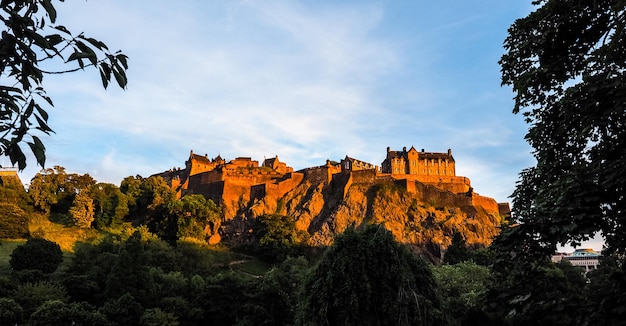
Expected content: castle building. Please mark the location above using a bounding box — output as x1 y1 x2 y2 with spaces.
379 146 470 194
263 155 294 174
381 146 455 176
340 156 377 173
154 146 509 219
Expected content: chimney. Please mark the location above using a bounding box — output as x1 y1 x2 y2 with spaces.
448 149 452 156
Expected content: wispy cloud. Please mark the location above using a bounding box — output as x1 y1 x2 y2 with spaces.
17 0 535 206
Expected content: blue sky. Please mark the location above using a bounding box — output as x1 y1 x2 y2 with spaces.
17 0 534 200
12 0 602 250
12 0 604 251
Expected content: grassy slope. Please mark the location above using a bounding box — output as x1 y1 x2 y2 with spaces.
0 240 25 274
0 215 272 278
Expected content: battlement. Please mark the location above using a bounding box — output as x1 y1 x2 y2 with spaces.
154 146 507 220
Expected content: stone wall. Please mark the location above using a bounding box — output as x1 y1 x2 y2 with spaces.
265 173 304 199
411 180 473 209
384 173 471 194
470 193 500 215
351 169 377 184
302 164 341 185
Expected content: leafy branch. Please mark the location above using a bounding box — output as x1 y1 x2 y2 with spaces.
0 0 128 170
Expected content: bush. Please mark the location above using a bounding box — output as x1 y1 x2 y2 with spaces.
0 298 23 325
298 224 445 325
0 203 29 239
9 238 63 273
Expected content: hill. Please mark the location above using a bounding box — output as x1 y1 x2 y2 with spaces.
154 147 509 259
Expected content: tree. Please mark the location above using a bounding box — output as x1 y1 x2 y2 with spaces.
495 1 625 321
0 0 128 170
89 182 129 229
100 293 144 326
0 297 23 326
68 191 94 228
12 281 68 317
167 194 221 241
253 213 302 262
298 224 445 326
498 0 626 256
9 237 63 273
28 300 109 326
28 166 96 218
0 202 29 238
140 308 179 326
442 232 471 265
432 261 491 325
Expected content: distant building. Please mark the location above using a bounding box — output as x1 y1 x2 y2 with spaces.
340 155 376 173
381 146 455 176
552 248 601 273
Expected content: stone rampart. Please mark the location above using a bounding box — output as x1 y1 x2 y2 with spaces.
222 179 254 219
265 172 304 199
387 174 471 194
302 165 340 185
412 181 474 209
471 193 500 216
350 169 377 184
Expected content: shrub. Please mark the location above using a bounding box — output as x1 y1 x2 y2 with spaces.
9 238 63 273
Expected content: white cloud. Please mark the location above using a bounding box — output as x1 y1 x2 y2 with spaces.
14 0 537 206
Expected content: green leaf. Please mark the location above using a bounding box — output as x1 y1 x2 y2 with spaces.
53 25 71 35
112 68 127 89
45 34 63 47
28 136 46 168
99 65 110 89
35 104 49 121
79 36 109 51
24 100 35 118
116 54 129 69
42 0 58 23
34 115 54 134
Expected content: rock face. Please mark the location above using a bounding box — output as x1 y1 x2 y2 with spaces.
236 172 505 260
154 148 509 258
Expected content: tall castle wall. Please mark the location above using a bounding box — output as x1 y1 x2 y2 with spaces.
301 163 341 185
154 147 509 223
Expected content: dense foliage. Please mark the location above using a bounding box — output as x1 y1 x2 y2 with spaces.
491 0 626 324
499 0 626 256
298 225 445 326
0 175 30 238
9 237 62 273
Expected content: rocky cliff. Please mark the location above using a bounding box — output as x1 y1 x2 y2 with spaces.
221 172 505 260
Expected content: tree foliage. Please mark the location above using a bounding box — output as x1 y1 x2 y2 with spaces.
68 191 94 228
298 224 444 326
0 297 23 325
167 193 220 240
28 166 95 215
9 237 63 273
495 0 626 321
89 182 129 229
252 213 306 262
29 300 109 326
499 0 626 255
0 0 128 169
433 261 491 325
0 202 28 238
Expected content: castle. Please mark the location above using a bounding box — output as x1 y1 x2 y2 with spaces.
153 147 508 219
